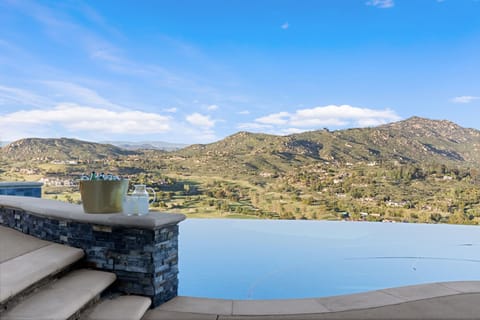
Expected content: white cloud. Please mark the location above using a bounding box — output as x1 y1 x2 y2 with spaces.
256 112 290 125
207 104 219 111
41 81 122 110
186 112 215 128
280 128 305 135
237 110 250 115
239 104 401 135
290 105 399 127
0 104 171 140
2 1 253 120
6 0 231 103
163 107 178 113
290 117 348 127
366 0 395 8
281 22 289 30
8 0 123 68
237 122 273 131
181 113 218 143
0 85 52 108
451 96 479 104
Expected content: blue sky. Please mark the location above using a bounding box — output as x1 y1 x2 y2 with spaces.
0 0 479 143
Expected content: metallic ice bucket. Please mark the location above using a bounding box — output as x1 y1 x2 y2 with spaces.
79 180 129 213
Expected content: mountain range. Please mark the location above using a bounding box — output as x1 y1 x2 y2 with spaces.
176 117 480 173
1 117 480 170
101 141 189 151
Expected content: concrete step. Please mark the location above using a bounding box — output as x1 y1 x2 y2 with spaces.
2 269 116 320
82 295 151 320
0 226 50 263
0 227 84 307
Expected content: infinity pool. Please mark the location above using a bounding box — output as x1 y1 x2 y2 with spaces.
178 219 480 299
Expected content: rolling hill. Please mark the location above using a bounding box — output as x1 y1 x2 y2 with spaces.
1 138 135 161
174 117 480 175
2 117 479 171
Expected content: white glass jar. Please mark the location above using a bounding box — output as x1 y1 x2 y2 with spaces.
129 184 156 215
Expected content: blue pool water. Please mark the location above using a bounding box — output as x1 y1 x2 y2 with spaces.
178 219 480 299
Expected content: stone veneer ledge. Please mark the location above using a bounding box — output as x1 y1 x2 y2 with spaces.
0 195 186 307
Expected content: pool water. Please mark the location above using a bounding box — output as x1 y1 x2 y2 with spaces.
178 219 480 299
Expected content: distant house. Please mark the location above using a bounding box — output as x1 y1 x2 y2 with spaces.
39 177 77 187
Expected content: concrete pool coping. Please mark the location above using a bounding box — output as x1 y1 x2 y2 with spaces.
146 281 480 319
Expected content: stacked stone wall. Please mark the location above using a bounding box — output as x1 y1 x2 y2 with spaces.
0 206 179 307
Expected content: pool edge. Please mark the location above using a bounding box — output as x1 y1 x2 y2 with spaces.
148 280 480 316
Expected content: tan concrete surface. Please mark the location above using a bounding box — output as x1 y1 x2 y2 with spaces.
437 281 480 293
232 298 329 315
146 294 480 320
2 269 116 320
218 293 480 320
84 295 151 320
0 243 84 303
316 290 405 312
0 225 50 263
158 296 234 315
0 195 185 229
148 281 480 319
381 282 461 300
144 310 219 320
